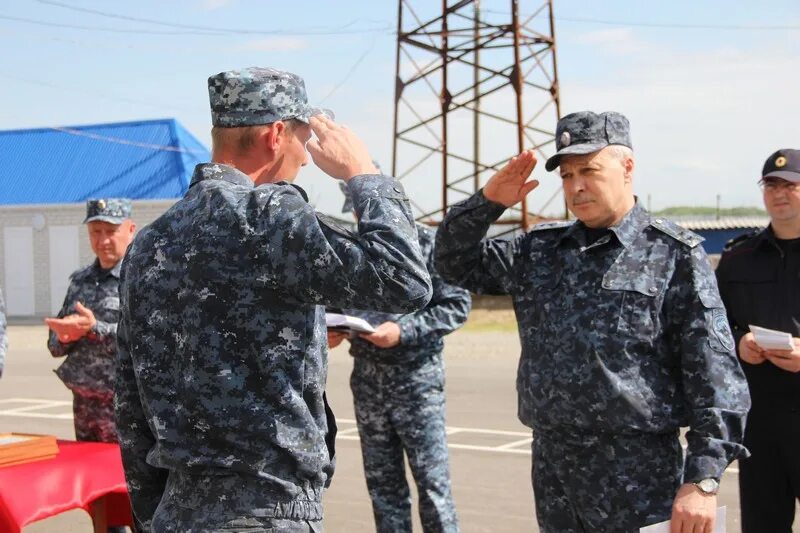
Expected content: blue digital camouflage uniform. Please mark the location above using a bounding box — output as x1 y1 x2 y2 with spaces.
345 224 470 533
0 287 7 378
435 195 751 532
115 162 432 532
48 198 132 444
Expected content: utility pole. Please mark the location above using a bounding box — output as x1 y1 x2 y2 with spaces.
392 0 562 233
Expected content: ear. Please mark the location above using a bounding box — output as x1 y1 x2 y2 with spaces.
623 156 635 182
267 121 287 153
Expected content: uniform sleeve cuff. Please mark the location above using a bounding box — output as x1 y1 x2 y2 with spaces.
397 319 416 346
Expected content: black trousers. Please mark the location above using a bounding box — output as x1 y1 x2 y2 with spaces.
740 410 800 533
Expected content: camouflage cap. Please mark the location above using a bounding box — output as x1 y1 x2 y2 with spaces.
208 67 333 128
762 148 800 183
83 198 132 224
545 111 632 171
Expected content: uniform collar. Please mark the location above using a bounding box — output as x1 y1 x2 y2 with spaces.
756 225 791 255
92 258 122 279
607 200 649 249
557 199 646 249
189 163 310 202
189 162 254 189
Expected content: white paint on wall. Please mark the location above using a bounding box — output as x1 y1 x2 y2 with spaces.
48 225 80 314
3 226 35 316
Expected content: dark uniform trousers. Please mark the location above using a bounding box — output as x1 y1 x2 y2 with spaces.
739 409 800 533
350 353 458 533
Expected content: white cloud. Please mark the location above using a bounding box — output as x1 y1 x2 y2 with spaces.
232 37 309 52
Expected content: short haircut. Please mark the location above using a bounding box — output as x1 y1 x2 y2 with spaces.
211 118 303 154
605 145 634 164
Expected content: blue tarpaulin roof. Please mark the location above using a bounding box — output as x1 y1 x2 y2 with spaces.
0 118 210 205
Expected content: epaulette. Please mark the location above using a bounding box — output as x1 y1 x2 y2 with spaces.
529 220 573 232
649 217 704 248
722 229 759 253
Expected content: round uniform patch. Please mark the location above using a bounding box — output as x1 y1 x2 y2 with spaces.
775 156 787 168
560 131 571 147
711 308 735 352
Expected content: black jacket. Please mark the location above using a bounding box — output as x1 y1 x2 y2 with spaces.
716 226 800 414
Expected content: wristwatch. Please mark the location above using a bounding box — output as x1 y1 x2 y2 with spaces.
693 478 719 495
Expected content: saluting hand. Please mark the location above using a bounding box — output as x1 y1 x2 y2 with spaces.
44 302 97 343
360 321 401 349
307 115 378 181
483 150 539 207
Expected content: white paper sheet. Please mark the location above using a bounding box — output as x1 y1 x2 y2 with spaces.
749 324 794 351
325 313 376 334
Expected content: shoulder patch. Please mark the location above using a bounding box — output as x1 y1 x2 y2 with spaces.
649 217 704 248
528 220 573 233
722 229 760 253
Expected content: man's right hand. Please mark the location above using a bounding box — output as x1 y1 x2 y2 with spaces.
327 330 349 349
738 332 766 365
483 150 539 207
307 116 378 181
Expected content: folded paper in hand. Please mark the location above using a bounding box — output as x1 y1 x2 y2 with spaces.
326 313 376 334
749 325 794 351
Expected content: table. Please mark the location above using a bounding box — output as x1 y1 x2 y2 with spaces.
0 440 133 532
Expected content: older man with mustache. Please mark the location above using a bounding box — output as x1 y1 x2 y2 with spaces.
435 111 751 533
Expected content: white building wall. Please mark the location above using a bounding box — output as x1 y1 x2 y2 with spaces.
0 200 176 317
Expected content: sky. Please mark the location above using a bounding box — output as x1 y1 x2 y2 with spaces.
0 0 798 218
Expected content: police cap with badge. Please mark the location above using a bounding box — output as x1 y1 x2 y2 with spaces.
545 111 632 171
208 67 333 128
83 198 132 224
762 148 800 183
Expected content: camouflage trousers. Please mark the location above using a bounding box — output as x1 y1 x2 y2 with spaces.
73 392 118 443
350 352 459 533
532 429 683 533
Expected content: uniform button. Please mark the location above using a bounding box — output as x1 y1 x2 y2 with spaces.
648 287 657 294
655 218 663 223
393 186 403 193
602 281 610 288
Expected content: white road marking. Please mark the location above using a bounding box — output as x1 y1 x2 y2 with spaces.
0 398 742 471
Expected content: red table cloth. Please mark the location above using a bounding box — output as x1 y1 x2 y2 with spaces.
0 440 133 532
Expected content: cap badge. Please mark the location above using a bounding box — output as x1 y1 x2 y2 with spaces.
97 200 106 209
560 131 571 147
775 156 787 168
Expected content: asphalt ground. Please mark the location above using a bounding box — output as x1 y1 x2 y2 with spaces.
0 316 790 532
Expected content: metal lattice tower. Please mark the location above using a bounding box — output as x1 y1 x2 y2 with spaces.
392 0 563 232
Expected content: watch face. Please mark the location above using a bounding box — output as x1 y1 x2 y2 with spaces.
696 479 719 494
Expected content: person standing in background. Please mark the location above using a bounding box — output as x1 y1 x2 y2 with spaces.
716 148 800 532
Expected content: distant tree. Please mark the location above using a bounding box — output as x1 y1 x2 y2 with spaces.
653 206 766 217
